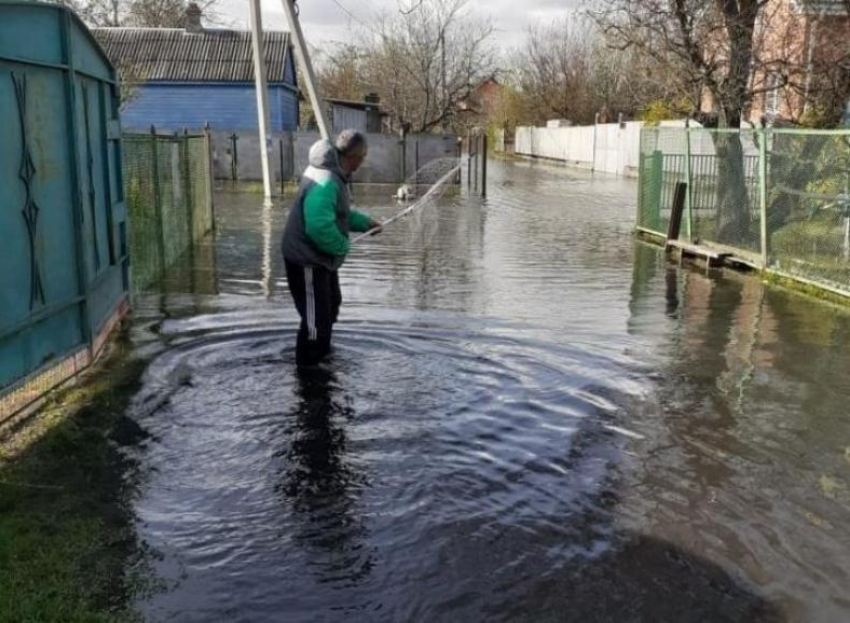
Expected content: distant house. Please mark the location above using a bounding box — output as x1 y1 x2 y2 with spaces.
751 0 849 124
94 4 298 132
700 0 849 125
456 76 507 132
458 77 503 118
306 95 385 134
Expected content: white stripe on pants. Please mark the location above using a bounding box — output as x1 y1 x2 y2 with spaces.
304 266 317 340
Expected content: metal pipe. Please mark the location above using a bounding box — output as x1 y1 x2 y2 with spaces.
279 0 331 140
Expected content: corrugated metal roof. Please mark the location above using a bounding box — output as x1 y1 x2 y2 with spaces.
326 97 381 110
92 27 292 83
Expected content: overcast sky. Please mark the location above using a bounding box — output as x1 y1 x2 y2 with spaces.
215 0 581 50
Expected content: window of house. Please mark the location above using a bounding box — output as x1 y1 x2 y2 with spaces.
765 72 783 119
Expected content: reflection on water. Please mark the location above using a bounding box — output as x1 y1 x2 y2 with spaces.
277 366 374 588
127 160 850 622
628 245 850 621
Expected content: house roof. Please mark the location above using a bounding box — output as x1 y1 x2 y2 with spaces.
92 27 292 83
325 97 381 111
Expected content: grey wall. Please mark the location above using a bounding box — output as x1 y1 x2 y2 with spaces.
210 131 459 185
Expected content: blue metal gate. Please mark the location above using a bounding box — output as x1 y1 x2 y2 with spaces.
0 1 129 422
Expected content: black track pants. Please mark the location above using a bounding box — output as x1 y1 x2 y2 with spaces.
284 259 342 366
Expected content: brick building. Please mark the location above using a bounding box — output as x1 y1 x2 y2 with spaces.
701 0 849 125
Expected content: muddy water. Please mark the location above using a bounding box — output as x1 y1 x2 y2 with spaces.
127 159 850 622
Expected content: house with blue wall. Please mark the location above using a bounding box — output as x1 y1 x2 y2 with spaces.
93 5 298 132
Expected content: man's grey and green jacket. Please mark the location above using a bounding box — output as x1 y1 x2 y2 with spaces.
282 139 373 271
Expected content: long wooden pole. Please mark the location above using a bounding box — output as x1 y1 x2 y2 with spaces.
279 0 330 140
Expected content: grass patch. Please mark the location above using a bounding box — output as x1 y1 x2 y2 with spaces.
771 218 850 287
762 271 850 307
772 218 846 258
0 331 150 622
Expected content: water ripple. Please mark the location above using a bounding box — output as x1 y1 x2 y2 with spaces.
129 312 635 621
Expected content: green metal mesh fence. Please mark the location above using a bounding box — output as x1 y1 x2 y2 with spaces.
689 129 761 255
637 128 687 236
767 132 850 292
122 132 214 292
637 126 850 297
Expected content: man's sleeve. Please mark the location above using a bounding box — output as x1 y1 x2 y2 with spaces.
303 180 350 257
349 210 373 233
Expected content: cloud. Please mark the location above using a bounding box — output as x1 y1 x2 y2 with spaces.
215 0 584 48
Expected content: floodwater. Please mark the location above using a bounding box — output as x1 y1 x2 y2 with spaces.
126 159 850 622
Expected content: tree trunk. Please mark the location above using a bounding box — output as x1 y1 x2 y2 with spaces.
713 130 753 245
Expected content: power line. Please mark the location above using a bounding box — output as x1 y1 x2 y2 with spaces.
330 0 368 28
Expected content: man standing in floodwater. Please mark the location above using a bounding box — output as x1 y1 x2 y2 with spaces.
282 130 381 366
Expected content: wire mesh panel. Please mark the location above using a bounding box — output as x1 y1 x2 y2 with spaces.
690 128 761 254
123 131 215 292
157 137 182 269
123 136 162 291
767 131 850 291
637 127 688 236
637 126 850 297
188 136 213 239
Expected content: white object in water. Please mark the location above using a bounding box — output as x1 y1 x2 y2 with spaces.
395 184 414 201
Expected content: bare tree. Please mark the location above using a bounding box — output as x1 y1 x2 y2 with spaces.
591 0 762 128
591 0 849 126
592 0 849 242
516 18 595 124
592 0 762 241
60 0 224 109
512 16 682 126
61 0 221 28
361 0 497 133
315 43 365 101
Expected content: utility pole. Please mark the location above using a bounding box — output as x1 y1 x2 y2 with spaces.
280 0 331 140
249 0 273 203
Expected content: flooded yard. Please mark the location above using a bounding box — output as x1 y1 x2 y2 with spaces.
125 158 850 621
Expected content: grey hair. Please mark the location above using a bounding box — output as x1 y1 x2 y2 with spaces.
335 129 367 156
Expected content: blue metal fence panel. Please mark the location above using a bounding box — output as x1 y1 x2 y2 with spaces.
119 83 300 132
0 1 129 404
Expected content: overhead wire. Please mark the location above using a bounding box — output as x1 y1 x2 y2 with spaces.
329 0 369 28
